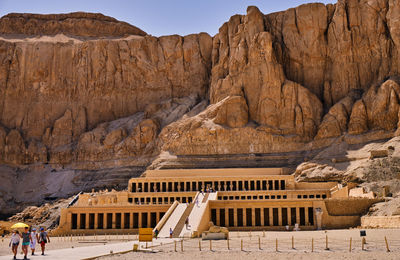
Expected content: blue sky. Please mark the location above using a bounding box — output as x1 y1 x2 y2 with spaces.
0 0 336 36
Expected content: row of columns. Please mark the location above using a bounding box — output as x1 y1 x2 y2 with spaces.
131 196 193 205
132 179 286 193
71 211 165 230
213 207 314 227
218 193 327 200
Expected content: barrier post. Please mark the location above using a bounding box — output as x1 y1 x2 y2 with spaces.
325 235 329 250
311 238 314 252
292 236 294 249
258 236 261 250
276 238 278 252
199 240 201 251
181 240 183 252
227 239 230 250
362 237 365 251
174 240 177 252
146 242 148 249
384 236 390 252
241 239 243 251
349 237 352 252
209 240 212 251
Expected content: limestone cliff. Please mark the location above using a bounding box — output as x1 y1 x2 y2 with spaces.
0 12 146 37
2 0 400 215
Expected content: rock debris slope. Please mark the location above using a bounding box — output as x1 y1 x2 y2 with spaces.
2 1 400 215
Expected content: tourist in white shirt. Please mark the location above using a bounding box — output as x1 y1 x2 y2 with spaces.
30 227 38 255
9 230 21 260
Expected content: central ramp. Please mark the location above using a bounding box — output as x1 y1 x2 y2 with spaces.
157 203 187 238
155 192 217 238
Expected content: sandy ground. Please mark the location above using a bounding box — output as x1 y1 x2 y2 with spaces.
1 229 400 259
100 229 400 259
0 233 137 256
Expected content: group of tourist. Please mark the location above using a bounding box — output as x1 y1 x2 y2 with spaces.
9 227 50 260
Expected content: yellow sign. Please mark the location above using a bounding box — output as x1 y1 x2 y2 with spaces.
139 228 153 242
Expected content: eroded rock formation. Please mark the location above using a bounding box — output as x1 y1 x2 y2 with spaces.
2 0 400 214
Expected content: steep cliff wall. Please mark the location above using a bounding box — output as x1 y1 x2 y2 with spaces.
158 0 400 157
2 0 400 215
0 12 146 37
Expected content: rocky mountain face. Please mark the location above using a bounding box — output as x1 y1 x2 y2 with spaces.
2 1 400 215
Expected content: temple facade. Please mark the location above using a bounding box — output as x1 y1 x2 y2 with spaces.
55 168 379 237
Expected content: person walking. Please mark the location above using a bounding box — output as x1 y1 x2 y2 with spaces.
21 227 31 259
30 227 38 255
38 227 50 256
185 217 189 230
9 230 20 260
169 228 173 238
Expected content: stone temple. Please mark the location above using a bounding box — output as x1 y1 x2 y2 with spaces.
55 168 379 237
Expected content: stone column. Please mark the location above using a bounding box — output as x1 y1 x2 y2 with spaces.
112 213 116 229
225 209 229 227
130 213 134 229
252 208 256 226
138 212 142 228
260 208 264 226
147 213 151 228
278 208 282 226
288 208 292 226
94 213 99 229
157 212 161 223
243 209 247 226
234 208 238 227
121 213 125 229
103 213 107 229
305 208 310 226
184 182 187 192
216 209 220 226
296 208 300 225
269 208 273 226
272 181 275 190
77 213 81 229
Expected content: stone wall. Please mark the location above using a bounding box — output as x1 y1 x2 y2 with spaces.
324 198 382 216
361 216 400 228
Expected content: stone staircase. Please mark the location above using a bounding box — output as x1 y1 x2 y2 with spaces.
172 203 194 238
